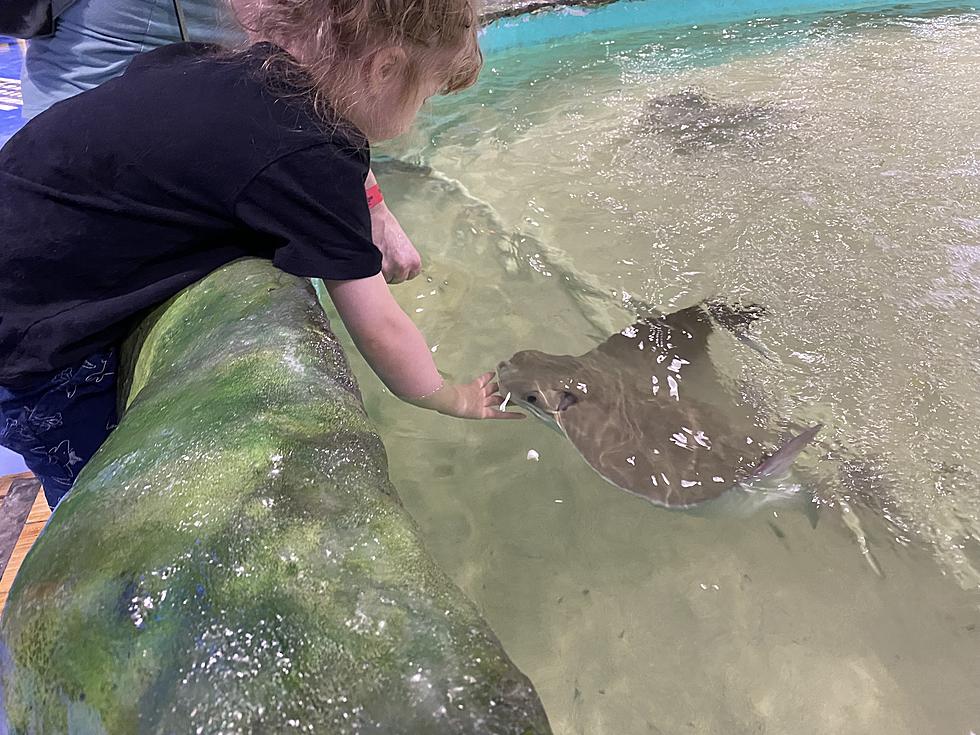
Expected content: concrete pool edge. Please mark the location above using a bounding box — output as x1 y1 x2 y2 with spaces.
479 0 975 53
0 258 552 733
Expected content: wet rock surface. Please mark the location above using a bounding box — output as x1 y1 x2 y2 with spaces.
481 0 617 23
0 258 551 734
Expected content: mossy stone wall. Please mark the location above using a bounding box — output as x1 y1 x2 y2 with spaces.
0 258 551 734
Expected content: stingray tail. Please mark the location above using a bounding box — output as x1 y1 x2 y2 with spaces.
704 300 766 330
751 424 823 480
704 301 778 362
706 425 822 524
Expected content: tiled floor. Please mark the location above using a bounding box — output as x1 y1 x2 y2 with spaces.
0 473 48 616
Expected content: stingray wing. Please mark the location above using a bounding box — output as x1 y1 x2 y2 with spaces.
561 399 761 507
558 352 780 512
552 304 778 508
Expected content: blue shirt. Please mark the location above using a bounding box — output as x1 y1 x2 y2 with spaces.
22 0 244 119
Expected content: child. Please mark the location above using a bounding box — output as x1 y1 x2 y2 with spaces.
0 0 521 509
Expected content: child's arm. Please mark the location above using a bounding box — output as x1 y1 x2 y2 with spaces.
365 169 422 285
324 274 522 420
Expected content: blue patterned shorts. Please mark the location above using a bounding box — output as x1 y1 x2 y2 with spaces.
0 350 118 508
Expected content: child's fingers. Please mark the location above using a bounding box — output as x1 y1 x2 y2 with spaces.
484 381 500 396
485 391 509 407
485 394 525 419
475 371 495 388
485 408 525 420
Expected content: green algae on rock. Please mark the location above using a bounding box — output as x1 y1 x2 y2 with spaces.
0 258 551 735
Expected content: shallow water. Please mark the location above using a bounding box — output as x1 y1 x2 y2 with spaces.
351 8 979 733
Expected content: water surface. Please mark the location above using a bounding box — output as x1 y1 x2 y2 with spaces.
349 9 980 733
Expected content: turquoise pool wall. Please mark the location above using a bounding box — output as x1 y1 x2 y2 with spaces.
1 0 967 145
479 0 969 53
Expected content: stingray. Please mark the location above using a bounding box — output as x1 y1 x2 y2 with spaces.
497 303 820 508
637 88 779 154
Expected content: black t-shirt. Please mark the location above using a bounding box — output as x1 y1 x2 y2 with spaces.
0 42 381 388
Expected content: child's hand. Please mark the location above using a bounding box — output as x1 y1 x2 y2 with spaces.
409 372 525 420
365 169 421 284
370 202 422 284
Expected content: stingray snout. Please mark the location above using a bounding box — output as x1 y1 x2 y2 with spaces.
495 360 513 388
495 350 538 384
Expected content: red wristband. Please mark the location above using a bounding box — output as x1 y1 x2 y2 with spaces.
366 183 384 209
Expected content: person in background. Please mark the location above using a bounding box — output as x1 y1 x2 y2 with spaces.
0 0 521 509
21 0 422 284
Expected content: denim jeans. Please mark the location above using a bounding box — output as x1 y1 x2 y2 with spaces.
22 0 244 119
0 349 118 508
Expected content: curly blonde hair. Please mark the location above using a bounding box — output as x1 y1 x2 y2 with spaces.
231 0 482 122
